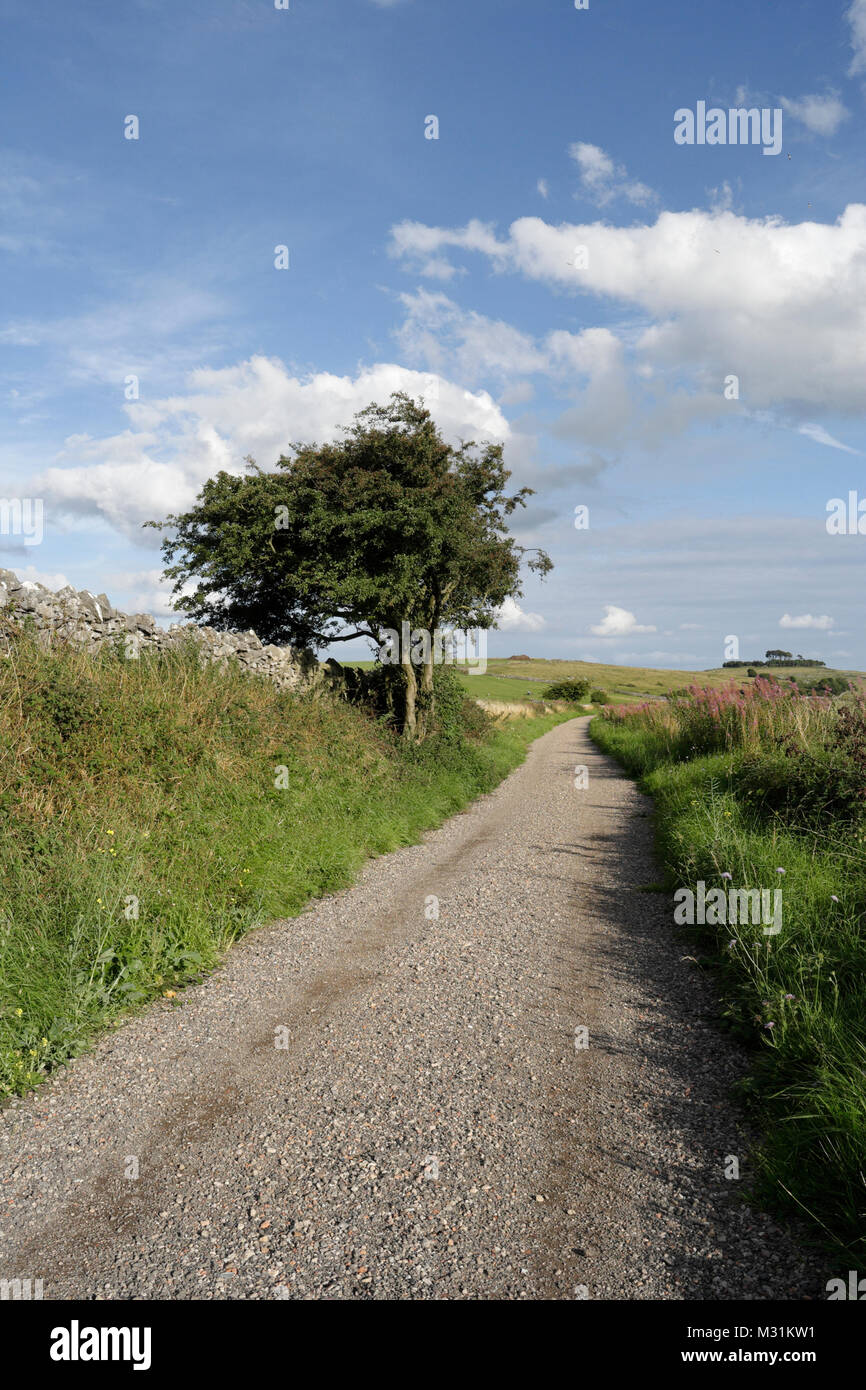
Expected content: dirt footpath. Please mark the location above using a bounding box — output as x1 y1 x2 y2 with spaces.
0 718 823 1299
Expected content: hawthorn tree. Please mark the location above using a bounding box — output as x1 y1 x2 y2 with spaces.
147 393 552 740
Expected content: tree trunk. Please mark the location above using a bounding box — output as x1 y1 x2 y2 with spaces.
400 654 418 741
416 652 435 742
378 619 438 742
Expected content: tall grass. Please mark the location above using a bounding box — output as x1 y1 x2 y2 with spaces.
0 626 567 1099
601 676 844 764
593 680 866 1260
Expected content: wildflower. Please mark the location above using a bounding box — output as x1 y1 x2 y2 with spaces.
831 895 839 903
163 990 176 999
784 993 795 1000
14 1007 22 1017
764 1021 775 1029
776 867 785 875
41 1038 48 1047
721 872 732 880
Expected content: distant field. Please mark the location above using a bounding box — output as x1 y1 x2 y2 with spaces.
349 655 865 705
460 658 866 704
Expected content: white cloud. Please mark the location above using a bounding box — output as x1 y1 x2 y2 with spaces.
798 423 861 453
3 564 71 591
848 0 866 75
395 289 548 383
779 93 850 136
495 596 546 632
393 290 643 451
0 281 228 389
32 356 510 541
590 604 656 637
388 218 504 281
104 567 187 617
779 613 835 630
537 178 549 199
389 205 866 415
569 143 655 207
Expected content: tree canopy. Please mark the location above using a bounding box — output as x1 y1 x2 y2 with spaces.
147 393 552 738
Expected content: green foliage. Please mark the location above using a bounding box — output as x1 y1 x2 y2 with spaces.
591 701 866 1260
543 677 590 702
0 624 565 1099
794 673 852 697
145 391 553 739
427 663 492 745
147 393 552 739
589 687 608 704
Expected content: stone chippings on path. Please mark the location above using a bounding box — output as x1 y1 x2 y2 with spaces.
0 719 825 1300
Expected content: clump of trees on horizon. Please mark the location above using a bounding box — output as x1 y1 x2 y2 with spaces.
723 648 826 670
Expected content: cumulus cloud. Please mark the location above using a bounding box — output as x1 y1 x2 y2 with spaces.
395 289 548 383
393 290 643 452
33 356 509 541
779 613 835 630
104 567 187 617
495 596 546 632
387 218 504 281
779 93 849 136
590 604 656 637
4 564 71 591
569 143 655 207
389 205 866 415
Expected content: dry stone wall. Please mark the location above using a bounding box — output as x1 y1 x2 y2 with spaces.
0 568 355 696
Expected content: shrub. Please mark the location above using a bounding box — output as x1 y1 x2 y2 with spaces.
589 688 608 704
794 673 852 697
543 678 590 702
429 663 492 745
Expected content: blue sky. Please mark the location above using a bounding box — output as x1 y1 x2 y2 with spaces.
3 0 866 668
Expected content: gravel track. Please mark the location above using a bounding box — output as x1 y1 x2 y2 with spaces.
0 717 824 1300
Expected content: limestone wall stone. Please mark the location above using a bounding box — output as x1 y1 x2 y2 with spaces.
0 569 354 696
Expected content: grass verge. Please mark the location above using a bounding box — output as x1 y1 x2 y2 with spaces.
591 701 866 1261
0 628 570 1099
